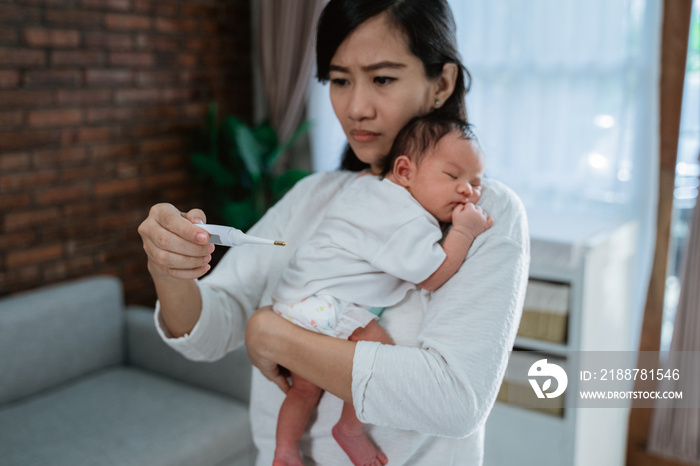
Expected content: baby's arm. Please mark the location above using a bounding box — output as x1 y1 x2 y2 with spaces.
419 203 493 291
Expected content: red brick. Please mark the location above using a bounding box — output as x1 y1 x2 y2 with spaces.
95 178 141 197
60 126 112 145
86 69 133 86
0 5 41 24
91 142 136 160
109 51 153 67
139 105 178 120
0 171 58 191
84 31 132 49
178 54 197 67
0 90 54 107
42 256 95 283
133 0 179 16
105 13 151 31
61 165 105 181
145 171 187 188
116 161 138 177
0 230 36 250
0 130 60 151
28 109 82 127
0 47 46 66
0 26 17 44
51 50 104 66
82 0 130 11
23 28 80 47
4 208 61 231
160 88 193 102
45 9 103 28
0 267 41 295
0 152 30 171
7 244 63 268
141 137 184 155
114 88 160 104
57 89 111 105
183 103 208 119
155 18 197 34
135 34 178 51
135 70 178 86
182 4 218 17
87 107 134 123
0 70 19 88
35 185 89 204
24 70 82 87
33 147 87 166
0 111 23 128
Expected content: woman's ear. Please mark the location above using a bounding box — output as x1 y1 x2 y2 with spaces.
433 63 458 109
392 155 414 187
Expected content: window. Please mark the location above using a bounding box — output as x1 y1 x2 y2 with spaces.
662 0 700 351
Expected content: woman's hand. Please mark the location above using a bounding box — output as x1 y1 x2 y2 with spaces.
245 306 292 394
138 203 215 281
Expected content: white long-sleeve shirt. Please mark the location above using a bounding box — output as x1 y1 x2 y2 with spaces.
154 170 530 466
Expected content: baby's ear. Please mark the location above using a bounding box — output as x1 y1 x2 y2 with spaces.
392 155 413 186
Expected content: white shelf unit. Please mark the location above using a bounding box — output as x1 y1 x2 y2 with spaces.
484 214 638 466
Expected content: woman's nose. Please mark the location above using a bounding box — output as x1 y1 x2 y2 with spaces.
347 84 375 121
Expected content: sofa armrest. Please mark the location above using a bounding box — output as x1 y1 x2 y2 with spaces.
125 306 251 404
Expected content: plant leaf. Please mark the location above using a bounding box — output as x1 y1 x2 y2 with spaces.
267 120 312 171
253 122 278 157
222 199 260 231
190 152 236 188
225 116 263 183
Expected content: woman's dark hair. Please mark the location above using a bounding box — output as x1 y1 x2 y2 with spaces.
316 0 471 171
380 114 475 177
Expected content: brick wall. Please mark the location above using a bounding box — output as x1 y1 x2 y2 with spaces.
0 0 252 305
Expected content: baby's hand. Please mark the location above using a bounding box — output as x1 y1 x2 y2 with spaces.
451 203 494 240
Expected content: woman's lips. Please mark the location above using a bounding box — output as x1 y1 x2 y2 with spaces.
351 130 380 143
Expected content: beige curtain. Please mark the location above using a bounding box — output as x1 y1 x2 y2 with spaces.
259 0 325 142
648 157 700 463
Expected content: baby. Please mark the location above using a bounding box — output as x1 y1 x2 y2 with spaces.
271 115 493 466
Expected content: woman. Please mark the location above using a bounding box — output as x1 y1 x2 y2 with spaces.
138 1 529 465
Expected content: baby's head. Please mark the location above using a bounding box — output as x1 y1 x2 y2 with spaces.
382 115 485 224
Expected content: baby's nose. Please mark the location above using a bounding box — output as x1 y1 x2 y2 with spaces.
458 183 473 196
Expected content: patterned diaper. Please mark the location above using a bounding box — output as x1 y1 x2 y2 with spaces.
272 294 377 339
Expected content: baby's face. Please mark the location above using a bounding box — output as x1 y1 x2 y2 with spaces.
408 133 485 223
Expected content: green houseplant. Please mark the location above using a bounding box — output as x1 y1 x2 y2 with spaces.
190 103 311 231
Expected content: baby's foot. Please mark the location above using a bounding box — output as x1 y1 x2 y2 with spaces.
273 445 304 466
332 423 388 466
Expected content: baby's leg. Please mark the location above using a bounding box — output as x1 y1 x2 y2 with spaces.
274 372 323 466
332 320 390 466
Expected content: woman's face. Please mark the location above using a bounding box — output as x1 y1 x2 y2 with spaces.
329 13 438 174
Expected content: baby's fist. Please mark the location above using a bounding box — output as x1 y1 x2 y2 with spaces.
452 203 494 240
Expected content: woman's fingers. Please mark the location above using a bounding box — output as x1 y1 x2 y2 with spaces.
138 203 215 280
245 307 292 393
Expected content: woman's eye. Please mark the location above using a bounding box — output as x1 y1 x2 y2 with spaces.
330 78 349 87
374 76 395 86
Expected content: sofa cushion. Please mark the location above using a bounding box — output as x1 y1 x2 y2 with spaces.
0 367 255 466
0 276 124 405
125 306 252 404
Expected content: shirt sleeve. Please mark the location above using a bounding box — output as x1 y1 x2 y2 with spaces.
352 227 530 437
153 175 314 361
370 216 447 284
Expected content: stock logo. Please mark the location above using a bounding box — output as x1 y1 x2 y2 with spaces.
528 359 568 399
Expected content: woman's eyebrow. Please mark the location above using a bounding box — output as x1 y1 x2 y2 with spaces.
329 61 407 73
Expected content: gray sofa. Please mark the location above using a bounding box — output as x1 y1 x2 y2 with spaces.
0 275 256 466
